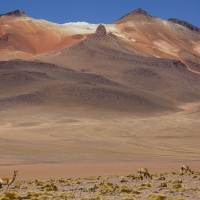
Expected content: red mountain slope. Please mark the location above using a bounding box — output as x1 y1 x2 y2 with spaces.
0 8 200 72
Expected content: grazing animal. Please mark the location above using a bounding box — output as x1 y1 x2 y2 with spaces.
180 165 192 174
0 171 18 189
137 168 151 179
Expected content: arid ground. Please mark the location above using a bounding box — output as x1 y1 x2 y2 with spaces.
0 102 199 180
0 169 200 199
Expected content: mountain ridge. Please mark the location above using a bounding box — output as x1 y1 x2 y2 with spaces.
0 9 27 17
115 8 154 24
168 18 200 33
0 8 200 73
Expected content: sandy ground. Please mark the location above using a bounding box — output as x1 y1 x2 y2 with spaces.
0 162 200 181
0 102 199 180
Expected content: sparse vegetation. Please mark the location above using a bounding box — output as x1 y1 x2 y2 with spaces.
149 193 167 200
0 169 199 200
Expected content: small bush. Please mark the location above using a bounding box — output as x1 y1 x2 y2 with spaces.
120 178 129 183
120 186 133 193
141 183 151 188
1 192 21 200
160 182 167 188
149 193 167 200
172 183 182 189
131 190 141 195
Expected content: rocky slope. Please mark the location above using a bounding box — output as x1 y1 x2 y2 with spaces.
0 9 200 114
37 24 200 113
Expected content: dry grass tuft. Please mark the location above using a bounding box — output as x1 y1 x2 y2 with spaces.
149 193 167 200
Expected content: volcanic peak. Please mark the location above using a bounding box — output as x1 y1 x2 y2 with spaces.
0 10 27 17
168 18 200 33
116 8 152 23
131 8 150 15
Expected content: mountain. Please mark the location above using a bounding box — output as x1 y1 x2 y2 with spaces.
168 18 200 33
37 24 200 111
114 9 200 72
1 9 200 170
0 9 200 72
0 10 27 17
0 9 200 115
0 10 93 60
116 8 154 23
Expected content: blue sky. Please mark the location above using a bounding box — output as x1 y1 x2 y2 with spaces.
0 0 200 27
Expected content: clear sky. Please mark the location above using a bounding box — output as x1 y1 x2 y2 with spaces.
0 0 200 27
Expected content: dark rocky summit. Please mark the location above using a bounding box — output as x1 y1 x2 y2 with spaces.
168 18 200 33
0 10 27 17
130 8 151 16
116 8 153 23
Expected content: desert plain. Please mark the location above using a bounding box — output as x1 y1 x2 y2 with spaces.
0 102 199 180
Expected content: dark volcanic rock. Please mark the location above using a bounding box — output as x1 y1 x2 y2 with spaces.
130 8 150 16
168 18 200 33
95 24 107 37
0 10 27 17
116 8 153 23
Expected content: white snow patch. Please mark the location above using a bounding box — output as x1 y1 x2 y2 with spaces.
114 32 136 42
12 17 118 35
61 22 98 34
105 24 118 33
60 22 117 34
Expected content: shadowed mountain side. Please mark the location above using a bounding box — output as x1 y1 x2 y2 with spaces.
38 26 200 109
0 60 177 114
